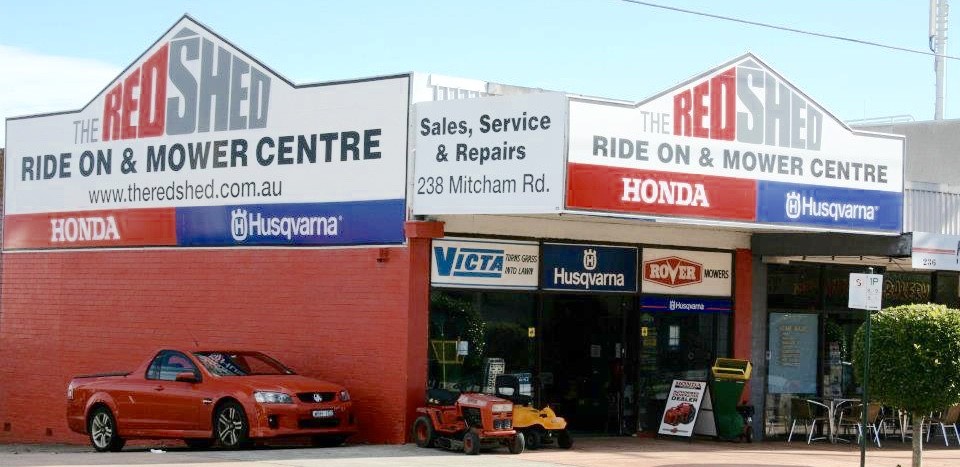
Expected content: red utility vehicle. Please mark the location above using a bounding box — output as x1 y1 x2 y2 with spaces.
66 349 356 451
663 402 697 426
411 387 524 455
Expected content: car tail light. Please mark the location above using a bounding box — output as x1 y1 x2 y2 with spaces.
66 383 75 401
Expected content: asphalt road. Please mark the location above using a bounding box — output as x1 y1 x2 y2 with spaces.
2 436 958 467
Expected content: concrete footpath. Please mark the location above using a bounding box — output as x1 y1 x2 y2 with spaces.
1 436 958 467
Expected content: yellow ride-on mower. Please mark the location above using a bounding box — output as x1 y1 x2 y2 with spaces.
494 374 573 450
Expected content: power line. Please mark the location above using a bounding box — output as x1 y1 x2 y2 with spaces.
620 0 960 61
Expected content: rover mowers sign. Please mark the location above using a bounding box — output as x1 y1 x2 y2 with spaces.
413 92 566 214
567 53 904 234
3 16 408 249
431 237 540 290
658 379 707 437
641 248 732 296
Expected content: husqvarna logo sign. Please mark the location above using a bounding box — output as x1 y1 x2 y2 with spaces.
542 244 637 292
785 191 802 219
583 249 598 270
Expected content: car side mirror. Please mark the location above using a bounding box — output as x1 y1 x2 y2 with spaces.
175 371 199 383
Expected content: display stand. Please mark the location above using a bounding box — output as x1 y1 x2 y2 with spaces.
657 380 708 438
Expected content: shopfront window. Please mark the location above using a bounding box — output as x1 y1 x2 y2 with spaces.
635 311 729 433
427 290 535 391
763 263 944 438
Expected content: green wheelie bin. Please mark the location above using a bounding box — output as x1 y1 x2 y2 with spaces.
710 358 752 441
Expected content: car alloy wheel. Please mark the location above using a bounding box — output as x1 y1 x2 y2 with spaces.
216 402 250 449
88 407 125 452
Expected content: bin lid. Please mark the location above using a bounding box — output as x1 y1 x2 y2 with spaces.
711 358 752 381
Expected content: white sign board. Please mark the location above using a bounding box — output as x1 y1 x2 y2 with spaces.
848 273 883 310
3 16 409 249
912 231 960 271
413 93 566 214
658 379 707 437
641 248 732 296
565 54 904 234
431 237 539 290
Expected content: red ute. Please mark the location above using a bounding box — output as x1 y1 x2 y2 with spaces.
66 349 356 451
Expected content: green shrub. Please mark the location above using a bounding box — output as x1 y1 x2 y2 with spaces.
852 303 960 414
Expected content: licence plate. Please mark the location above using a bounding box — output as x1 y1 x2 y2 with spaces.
312 409 335 418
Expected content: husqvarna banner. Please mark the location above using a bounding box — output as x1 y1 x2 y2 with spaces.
3 16 408 249
567 53 904 234
541 243 637 292
641 248 732 296
431 237 540 290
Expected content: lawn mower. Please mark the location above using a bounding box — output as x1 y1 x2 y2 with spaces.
494 374 573 450
411 386 524 455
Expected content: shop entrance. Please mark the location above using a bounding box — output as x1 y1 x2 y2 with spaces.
540 294 637 435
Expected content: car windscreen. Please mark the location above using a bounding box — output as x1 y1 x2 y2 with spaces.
193 351 295 376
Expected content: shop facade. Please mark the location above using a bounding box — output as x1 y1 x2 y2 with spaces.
1 15 912 445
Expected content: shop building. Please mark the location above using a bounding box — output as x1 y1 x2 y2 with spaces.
0 15 925 445
752 117 960 437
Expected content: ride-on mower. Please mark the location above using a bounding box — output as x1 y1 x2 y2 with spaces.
411 387 524 455
494 374 573 450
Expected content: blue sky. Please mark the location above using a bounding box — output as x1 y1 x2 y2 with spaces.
0 1 951 144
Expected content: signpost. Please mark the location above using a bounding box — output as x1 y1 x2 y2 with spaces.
848 270 883 467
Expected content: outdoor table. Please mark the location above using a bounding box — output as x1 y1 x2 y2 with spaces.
807 397 860 443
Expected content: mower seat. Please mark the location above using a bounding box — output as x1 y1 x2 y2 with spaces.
426 388 459 406
494 374 533 406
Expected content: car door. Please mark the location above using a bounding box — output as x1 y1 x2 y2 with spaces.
140 350 206 433
115 352 165 433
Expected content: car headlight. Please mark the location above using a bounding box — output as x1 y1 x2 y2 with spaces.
254 391 293 404
491 403 513 413
339 390 351 402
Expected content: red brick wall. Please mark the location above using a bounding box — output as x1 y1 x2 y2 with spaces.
0 246 421 444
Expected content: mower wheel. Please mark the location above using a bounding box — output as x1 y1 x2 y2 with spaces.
412 416 436 448
524 429 542 450
557 429 573 449
463 431 481 455
508 432 525 454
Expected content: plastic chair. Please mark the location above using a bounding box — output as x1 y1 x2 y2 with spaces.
787 398 828 444
837 402 882 447
926 405 960 446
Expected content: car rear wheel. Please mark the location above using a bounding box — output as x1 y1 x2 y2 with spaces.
463 431 480 455
215 401 251 449
412 416 436 448
88 406 125 452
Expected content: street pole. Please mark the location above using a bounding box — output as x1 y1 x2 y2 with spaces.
860 266 874 467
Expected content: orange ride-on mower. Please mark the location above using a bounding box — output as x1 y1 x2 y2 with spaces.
412 387 524 455
494 374 572 450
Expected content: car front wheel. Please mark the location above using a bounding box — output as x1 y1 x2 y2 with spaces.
215 401 251 449
88 407 125 452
